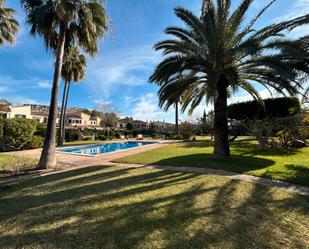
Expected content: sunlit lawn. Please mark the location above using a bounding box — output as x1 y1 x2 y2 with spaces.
114 137 309 186
0 155 37 177
0 165 308 248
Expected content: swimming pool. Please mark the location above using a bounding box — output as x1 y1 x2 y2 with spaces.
57 141 156 156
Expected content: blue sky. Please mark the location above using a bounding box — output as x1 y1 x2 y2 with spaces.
0 0 308 122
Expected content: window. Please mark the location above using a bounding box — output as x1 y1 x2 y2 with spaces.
15 114 26 118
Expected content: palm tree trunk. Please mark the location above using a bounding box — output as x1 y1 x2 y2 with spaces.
175 101 179 135
61 81 71 144
37 23 66 169
213 85 230 158
58 81 68 146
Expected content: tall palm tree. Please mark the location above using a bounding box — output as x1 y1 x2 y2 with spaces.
0 0 19 46
21 0 108 168
58 46 86 146
150 0 309 158
175 100 179 135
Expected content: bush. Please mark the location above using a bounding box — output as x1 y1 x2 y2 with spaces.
170 135 183 140
228 97 301 120
98 135 107 140
179 122 195 141
25 135 44 149
35 123 47 137
65 129 82 142
3 118 37 150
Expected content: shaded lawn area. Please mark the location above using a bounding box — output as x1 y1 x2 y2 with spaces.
114 138 309 186
0 166 308 249
0 154 37 177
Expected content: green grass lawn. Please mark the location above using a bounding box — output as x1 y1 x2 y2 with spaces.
0 165 308 248
0 154 37 177
114 138 309 186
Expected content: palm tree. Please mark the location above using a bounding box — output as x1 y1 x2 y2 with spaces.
150 0 309 158
58 46 87 146
0 0 19 46
21 0 108 168
175 99 179 135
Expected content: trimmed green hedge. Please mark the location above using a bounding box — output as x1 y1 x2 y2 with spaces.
228 97 301 120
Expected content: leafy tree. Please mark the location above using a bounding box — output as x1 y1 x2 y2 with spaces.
148 122 161 136
179 121 195 140
0 0 19 46
0 99 11 112
199 110 214 135
58 46 87 145
126 123 134 131
21 0 109 168
150 0 309 158
101 112 119 128
82 109 92 115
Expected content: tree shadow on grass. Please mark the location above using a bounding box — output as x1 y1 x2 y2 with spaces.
168 180 309 248
149 153 275 173
0 165 308 248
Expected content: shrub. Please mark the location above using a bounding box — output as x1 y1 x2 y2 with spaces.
65 129 82 142
179 122 195 141
275 115 303 147
35 123 47 137
170 135 183 140
3 118 37 150
98 135 107 140
25 135 44 149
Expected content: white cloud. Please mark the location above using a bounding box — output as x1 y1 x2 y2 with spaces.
85 45 161 96
0 96 48 106
271 0 309 38
0 86 10 93
35 80 52 89
130 93 174 122
0 76 52 90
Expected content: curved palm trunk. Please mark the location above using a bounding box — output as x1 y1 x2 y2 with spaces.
61 81 71 144
175 101 179 135
213 86 230 158
38 24 66 169
58 81 68 146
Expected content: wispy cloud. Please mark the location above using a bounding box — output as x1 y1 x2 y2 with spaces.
0 95 48 105
35 80 52 89
271 0 309 38
129 93 174 122
85 45 161 96
0 86 10 93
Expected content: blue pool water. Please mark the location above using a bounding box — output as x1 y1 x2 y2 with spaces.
57 141 156 156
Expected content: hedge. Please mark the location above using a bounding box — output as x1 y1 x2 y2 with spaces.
2 118 38 150
228 97 301 120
